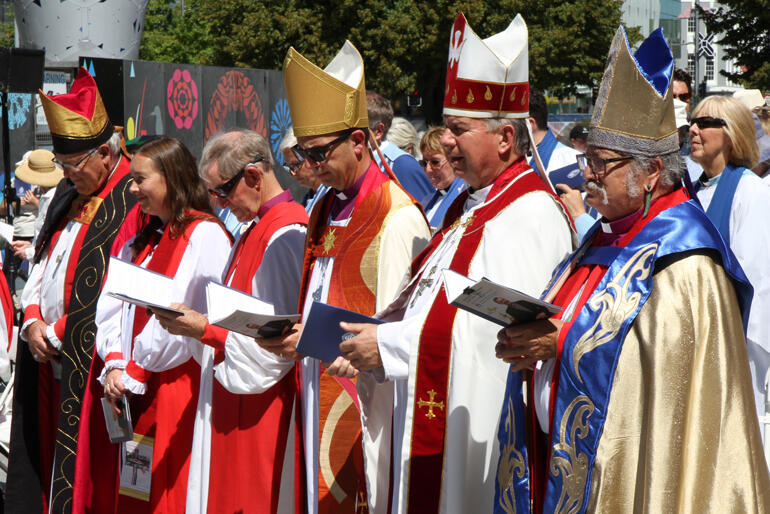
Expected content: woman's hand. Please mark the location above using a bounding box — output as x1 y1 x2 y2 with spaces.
104 368 129 419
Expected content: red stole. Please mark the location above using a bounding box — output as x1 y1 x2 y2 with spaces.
206 200 307 514
0 271 12 351
528 187 690 513
405 160 555 513
115 215 213 514
296 164 399 514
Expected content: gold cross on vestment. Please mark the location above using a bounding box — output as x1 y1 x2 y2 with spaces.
448 213 475 232
417 389 444 420
356 491 368 513
322 228 337 254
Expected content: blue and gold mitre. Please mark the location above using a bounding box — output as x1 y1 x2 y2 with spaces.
588 27 678 156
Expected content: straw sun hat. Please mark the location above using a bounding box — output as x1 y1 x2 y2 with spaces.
14 149 64 188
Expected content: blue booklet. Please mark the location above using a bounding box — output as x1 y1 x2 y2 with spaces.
296 301 383 362
548 162 584 190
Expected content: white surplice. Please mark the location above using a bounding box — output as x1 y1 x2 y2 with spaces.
375 174 574 514
299 201 430 514
185 221 306 514
95 221 232 390
695 171 770 446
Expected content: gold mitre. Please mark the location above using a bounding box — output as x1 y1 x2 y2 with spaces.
283 41 368 138
589 27 678 156
39 67 114 155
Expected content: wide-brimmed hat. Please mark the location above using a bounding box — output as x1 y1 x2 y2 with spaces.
15 149 64 187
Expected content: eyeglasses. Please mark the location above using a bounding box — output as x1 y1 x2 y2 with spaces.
576 153 634 178
54 148 98 172
285 160 304 176
672 93 691 102
208 157 263 199
292 130 353 164
419 157 447 169
690 116 727 130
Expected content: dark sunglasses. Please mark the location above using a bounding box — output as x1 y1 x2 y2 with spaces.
292 130 353 164
672 93 691 102
208 157 263 199
690 116 727 130
576 153 634 178
419 157 447 168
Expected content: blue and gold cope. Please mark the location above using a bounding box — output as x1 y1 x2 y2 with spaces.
494 199 752 514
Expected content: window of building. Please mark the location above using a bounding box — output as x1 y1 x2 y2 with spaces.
688 14 696 33
706 56 714 80
688 54 696 78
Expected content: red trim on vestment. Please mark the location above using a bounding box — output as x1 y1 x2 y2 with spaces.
406 160 553 512
105 352 124 362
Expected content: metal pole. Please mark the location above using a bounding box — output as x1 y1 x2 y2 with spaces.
1 89 19 309
693 0 700 105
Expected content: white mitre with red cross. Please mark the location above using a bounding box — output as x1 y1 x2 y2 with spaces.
443 13 530 119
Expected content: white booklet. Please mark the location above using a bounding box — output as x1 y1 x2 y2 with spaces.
206 281 300 338
442 269 561 327
0 220 14 244
103 257 183 316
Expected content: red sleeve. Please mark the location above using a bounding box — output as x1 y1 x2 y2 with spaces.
23 304 42 325
200 322 228 351
52 315 67 340
109 204 144 257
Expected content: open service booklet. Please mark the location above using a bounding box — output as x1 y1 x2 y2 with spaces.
103 257 184 316
205 282 300 339
441 269 560 326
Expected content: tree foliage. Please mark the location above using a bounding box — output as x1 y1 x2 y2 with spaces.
699 1 770 92
140 0 628 121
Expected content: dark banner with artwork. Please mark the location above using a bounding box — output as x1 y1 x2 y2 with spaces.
0 92 36 176
85 56 306 199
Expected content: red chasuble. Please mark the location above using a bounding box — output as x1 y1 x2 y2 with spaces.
296 163 417 514
202 199 308 514
114 214 223 514
527 187 690 514
405 159 558 513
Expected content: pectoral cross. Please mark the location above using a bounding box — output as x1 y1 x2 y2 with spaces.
417 389 444 420
322 228 337 254
410 266 437 308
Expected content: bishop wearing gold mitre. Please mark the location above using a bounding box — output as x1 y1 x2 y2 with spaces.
258 41 430 514
6 68 139 513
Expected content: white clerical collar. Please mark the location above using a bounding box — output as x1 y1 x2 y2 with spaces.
335 190 348 200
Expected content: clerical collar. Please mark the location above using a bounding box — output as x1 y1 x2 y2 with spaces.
331 169 368 220
256 189 292 220
697 171 721 189
597 207 643 246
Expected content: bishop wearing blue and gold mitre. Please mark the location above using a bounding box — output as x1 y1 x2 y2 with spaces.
494 27 770 513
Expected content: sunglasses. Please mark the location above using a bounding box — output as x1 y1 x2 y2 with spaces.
292 130 353 164
672 93 691 102
208 157 263 199
419 157 447 168
285 160 304 175
690 116 727 130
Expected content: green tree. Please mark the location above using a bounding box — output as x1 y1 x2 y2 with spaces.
1 4 15 48
141 0 628 121
699 1 770 91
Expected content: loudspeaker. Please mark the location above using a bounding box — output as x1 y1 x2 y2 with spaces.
0 47 45 93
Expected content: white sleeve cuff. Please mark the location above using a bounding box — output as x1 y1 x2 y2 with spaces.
97 359 127 385
376 322 409 381
45 323 62 350
121 371 148 395
20 318 38 342
24 246 34 261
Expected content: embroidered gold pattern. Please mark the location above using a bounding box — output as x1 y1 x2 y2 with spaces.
322 228 337 254
509 88 517 103
451 89 458 105
550 395 594 514
417 389 444 419
496 395 526 514
484 85 493 101
466 89 475 103
572 244 657 382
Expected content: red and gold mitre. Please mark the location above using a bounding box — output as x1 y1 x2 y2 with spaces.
39 67 114 154
283 41 369 138
443 13 529 119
